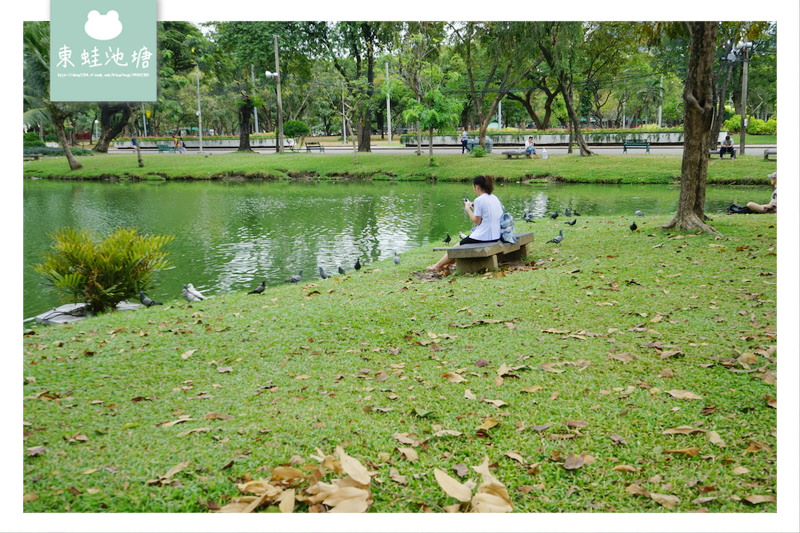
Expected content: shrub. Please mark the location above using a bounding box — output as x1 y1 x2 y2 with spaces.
722 115 741 133
23 146 93 157
24 132 45 148
283 120 311 147
35 227 174 313
44 133 58 142
471 146 488 158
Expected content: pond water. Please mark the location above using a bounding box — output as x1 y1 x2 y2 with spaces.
23 179 766 319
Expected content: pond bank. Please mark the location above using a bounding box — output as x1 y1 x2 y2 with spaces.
23 153 776 185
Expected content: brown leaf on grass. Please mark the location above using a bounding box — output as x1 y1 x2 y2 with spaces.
613 465 639 472
539 362 566 374
663 447 701 457
706 431 727 447
737 352 758 366
531 422 555 432
662 425 704 435
453 463 469 478
464 389 477 400
434 468 472 502
626 483 650 497
563 454 585 470
217 366 233 374
205 412 234 420
442 372 466 383
398 447 419 462
659 350 682 360
608 352 637 364
147 461 192 485
650 493 680 510
503 451 527 465
548 433 576 440
610 434 628 445
732 466 749 475
471 456 513 513
26 445 46 457
177 427 211 437
521 385 543 393
742 495 776 505
278 488 295 513
565 420 588 429
765 395 777 408
270 466 305 484
180 349 197 360
692 496 717 505
666 389 703 400
389 467 408 485
23 493 39 503
483 398 508 408
659 368 675 378
743 440 773 455
157 415 193 428
337 446 372 485
476 417 499 431
392 432 421 447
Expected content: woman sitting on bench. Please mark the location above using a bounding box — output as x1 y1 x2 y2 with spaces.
525 136 537 157
427 175 503 273
746 172 777 213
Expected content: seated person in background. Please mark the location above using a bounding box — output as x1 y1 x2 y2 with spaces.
719 135 735 158
524 136 537 157
746 172 777 213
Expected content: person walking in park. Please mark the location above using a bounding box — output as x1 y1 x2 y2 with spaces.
427 175 503 273
719 135 735 158
746 172 777 213
461 129 470 154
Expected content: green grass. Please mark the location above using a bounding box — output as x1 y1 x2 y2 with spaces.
23 214 777 513
23 152 776 185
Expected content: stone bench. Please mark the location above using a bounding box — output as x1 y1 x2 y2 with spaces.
433 232 534 274
763 149 776 161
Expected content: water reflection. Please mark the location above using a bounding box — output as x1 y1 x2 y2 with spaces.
23 180 765 318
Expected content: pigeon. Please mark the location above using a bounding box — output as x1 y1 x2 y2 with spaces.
338 266 346 275
444 233 452 244
287 270 303 283
550 211 559 219
319 267 330 279
565 219 577 226
354 258 362 271
247 280 266 294
565 208 571 217
630 221 638 231
573 210 581 216
545 230 563 244
139 290 162 307
182 284 205 302
523 212 534 223
393 252 401 265
635 209 644 216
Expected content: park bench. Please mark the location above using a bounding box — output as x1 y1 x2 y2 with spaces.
763 149 777 161
622 140 650 153
157 144 176 153
305 142 325 152
501 150 533 159
433 232 534 274
23 153 41 161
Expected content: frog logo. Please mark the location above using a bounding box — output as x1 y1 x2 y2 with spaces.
84 10 123 41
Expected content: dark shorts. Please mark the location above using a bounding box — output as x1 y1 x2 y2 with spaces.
460 236 499 245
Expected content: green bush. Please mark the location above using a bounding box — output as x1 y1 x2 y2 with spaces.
35 227 174 313
283 120 311 139
471 146 488 158
23 146 93 157
24 132 45 148
723 114 777 135
44 133 58 142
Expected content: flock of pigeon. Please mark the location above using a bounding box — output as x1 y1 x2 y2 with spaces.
138 209 646 308
137 254 403 308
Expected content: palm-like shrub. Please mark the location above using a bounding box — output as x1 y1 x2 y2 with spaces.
35 227 174 313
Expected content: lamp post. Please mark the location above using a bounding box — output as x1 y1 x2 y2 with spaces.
265 35 284 154
196 64 203 153
738 41 752 156
92 119 99 143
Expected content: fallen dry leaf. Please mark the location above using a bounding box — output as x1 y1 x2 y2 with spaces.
650 493 680 510
563 454 585 470
476 417 499 431
177 427 211 437
398 447 419 462
706 431 727 447
442 372 467 383
278 488 295 513
663 447 701 457
389 467 408 485
434 468 472 502
613 465 639 472
666 389 703 400
732 466 750 475
742 494 776 505
337 446 371 485
470 456 513 513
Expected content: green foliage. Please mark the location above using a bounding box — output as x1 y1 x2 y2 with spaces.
44 133 58 142
23 146 93 157
34 227 174 313
24 132 45 147
723 114 777 135
471 146 487 158
283 120 311 138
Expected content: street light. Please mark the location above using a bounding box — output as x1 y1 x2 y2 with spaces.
723 40 753 155
265 35 284 153
92 119 99 143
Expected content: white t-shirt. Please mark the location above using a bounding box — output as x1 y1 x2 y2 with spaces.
470 193 503 241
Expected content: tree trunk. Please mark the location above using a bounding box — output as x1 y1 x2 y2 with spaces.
50 106 82 170
709 60 734 147
428 127 434 163
238 96 253 152
663 22 720 234
560 80 593 156
135 142 143 168
93 103 132 153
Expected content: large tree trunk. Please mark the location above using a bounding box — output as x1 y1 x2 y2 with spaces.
709 57 734 147
50 106 82 170
560 80 593 156
237 94 253 152
93 103 132 153
664 22 719 234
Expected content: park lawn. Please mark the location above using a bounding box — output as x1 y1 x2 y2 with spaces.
22 214 778 513
22 152 776 185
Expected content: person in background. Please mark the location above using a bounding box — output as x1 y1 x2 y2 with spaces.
461 129 470 154
427 175 503 273
719 135 735 158
524 136 537 158
746 172 777 213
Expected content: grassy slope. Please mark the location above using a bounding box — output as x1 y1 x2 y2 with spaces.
23 152 777 184
23 214 777 513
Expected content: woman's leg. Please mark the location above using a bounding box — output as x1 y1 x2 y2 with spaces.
746 202 768 213
428 252 455 272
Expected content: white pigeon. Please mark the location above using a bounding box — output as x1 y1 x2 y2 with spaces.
183 283 205 301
